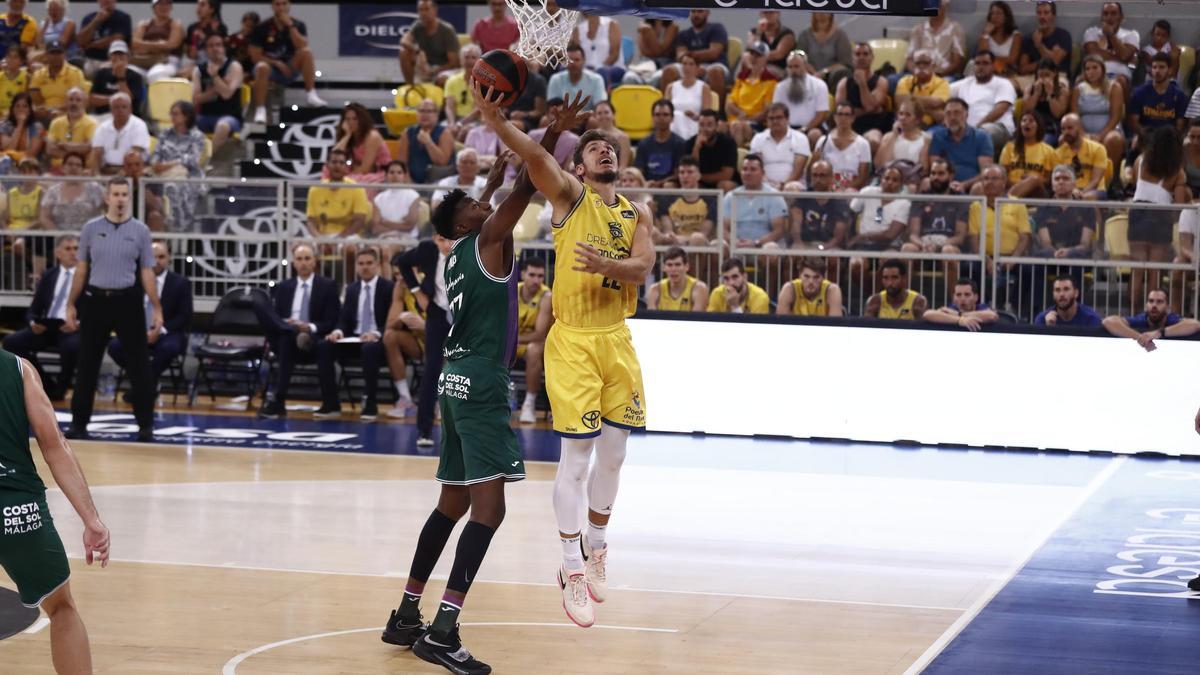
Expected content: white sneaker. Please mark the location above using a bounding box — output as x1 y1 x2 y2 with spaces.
519 399 536 424
252 107 266 124
557 566 594 628
387 400 416 418
306 89 327 107
582 538 608 603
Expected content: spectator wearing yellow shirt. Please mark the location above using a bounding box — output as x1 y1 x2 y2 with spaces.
894 50 949 127
0 43 28 116
726 41 777 147
45 86 95 168
28 38 84 120
306 147 370 238
969 165 1032 258
1054 113 1110 200
443 44 479 142
999 112 1055 198
707 257 770 314
0 0 38 54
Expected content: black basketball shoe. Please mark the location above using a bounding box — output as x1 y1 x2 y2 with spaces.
412 625 492 675
380 609 427 648
1188 575 1200 592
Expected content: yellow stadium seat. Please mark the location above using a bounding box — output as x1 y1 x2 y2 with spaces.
609 85 661 141
868 38 908 73
458 33 471 48
201 136 212 166
148 78 193 128
1105 213 1130 260
1180 45 1195 91
513 202 544 242
707 88 719 112
240 83 250 110
384 138 401 161
395 83 444 109
1013 97 1023 126
727 36 743 70
383 109 418 137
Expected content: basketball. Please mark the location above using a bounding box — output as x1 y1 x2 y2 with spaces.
471 49 528 107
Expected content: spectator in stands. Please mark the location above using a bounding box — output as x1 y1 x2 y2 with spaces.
373 160 422 238
949 50 1014 152
398 0 458 87
923 278 997 330
192 31 242 157
512 97 577 178
120 150 166 231
646 246 708 312
795 13 851 85
248 0 324 124
381 270 424 419
1071 54 1124 167
849 166 910 255
431 148 486 208
1033 164 1096 259
707 257 769 314
1055 113 1110 200
617 166 655 214
471 0 518 55
636 99 687 188
131 0 184 82
306 147 369 238
777 257 843 317
315 247 392 420
183 0 226 70
590 101 632 168
662 10 728 111
1129 126 1189 307
812 102 870 191
905 1 964 79
664 54 709 141
750 102 808 189
228 10 256 73
506 67 547 133
34 0 77 66
999 112 1053 198
904 157 967 256
836 42 888 151
0 44 27 117
444 44 480 143
866 259 927 320
515 257 553 423
88 92 147 174
1128 52 1189 138
876 99 929 179
150 100 205 228
0 90 41 162
1017 1 1071 77
746 10 794 78
723 153 786 248
726 41 777 147
1141 20 1180 80
77 0 130 77
1035 276 1101 327
1024 61 1067 147
1083 2 1138 95
29 38 83 120
2 233 80 400
928 98 993 193
547 44 605 113
969 164 1031 271
39 152 103 230
106 240 191 394
330 102 391 184
463 114 500 163
656 156 714 245
255 242 340 420
789 160 849 251
391 234 449 443
1103 288 1180 351
685 108 739 191
895 50 949 128
575 13 624 89
7 157 40 235
773 50 829 146
1186 123 1200 196
89 40 144 117
398 98 455 184
974 1 1019 76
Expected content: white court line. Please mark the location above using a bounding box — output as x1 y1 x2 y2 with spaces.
902 456 1127 675
220 622 679 675
22 617 49 634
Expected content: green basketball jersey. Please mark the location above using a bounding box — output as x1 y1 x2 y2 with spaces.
443 233 519 367
0 350 46 500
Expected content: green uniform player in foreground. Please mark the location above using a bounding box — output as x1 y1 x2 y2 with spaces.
0 348 110 674
381 88 593 675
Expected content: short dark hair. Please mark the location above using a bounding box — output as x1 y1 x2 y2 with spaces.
1152 52 1171 67
953 277 979 294
946 97 969 112
106 176 131 193
521 255 546 271
572 129 616 168
566 43 584 57
546 97 564 109
930 156 955 174
1148 287 1170 300
1053 275 1077 289
385 159 409 175
1037 0 1056 15
171 100 196 129
328 147 348 161
62 151 86 166
663 246 687 264
699 109 720 122
652 99 674 115
1153 19 1171 35
974 49 995 63
743 153 764 170
594 100 615 115
799 258 826 276
678 155 699 169
721 257 745 275
880 259 906 276
430 188 470 239
356 247 380 261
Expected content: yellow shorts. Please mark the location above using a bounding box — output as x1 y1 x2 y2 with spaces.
515 343 527 361
545 322 646 437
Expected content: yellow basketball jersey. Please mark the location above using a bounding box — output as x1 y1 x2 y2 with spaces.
517 282 549 333
791 279 831 316
878 289 918 320
551 183 640 329
656 276 696 311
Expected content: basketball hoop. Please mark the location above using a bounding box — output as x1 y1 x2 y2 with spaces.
506 0 580 69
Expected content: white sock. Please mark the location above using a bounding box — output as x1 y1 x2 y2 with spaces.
561 533 584 572
555 438 593 571
523 392 536 407
586 522 607 551
395 380 411 401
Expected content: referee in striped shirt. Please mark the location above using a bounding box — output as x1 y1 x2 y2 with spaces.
62 177 162 443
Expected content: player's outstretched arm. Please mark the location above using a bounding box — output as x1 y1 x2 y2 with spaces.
572 201 656 284
20 357 110 568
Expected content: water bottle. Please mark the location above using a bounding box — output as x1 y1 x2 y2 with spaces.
100 372 116 401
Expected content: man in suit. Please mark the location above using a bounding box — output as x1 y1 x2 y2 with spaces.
3 234 82 400
391 234 453 447
255 242 340 419
316 247 394 420
107 241 193 397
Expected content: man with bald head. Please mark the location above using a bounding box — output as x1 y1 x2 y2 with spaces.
1054 113 1109 200
45 86 96 166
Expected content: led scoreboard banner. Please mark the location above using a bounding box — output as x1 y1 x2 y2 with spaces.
641 0 940 15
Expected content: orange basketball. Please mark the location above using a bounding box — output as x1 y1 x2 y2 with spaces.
471 49 529 107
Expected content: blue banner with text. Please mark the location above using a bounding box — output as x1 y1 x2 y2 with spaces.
338 4 467 58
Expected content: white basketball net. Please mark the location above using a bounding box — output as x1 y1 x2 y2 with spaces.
506 0 581 69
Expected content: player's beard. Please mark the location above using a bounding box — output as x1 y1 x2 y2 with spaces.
590 168 618 184
786 75 807 103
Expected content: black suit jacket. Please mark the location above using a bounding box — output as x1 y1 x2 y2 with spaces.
28 265 73 323
393 239 440 300
271 275 340 337
339 277 394 336
157 271 193 335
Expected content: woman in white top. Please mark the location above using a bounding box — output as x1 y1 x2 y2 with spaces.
1129 126 1191 305
665 54 710 141
811 102 872 191
875 99 929 188
373 160 423 239
33 0 77 64
976 1 1020 76
576 14 625 88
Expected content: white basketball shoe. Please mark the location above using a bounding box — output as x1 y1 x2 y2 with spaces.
558 566 594 628
582 536 608 603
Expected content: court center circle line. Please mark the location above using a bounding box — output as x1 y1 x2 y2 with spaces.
221 622 679 674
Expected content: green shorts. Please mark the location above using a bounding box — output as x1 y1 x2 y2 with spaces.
436 356 525 485
0 497 70 607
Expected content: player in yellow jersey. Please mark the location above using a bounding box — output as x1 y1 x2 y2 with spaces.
866 259 928 320
707 258 770 314
646 247 708 312
515 257 554 423
777 258 844 317
475 82 654 629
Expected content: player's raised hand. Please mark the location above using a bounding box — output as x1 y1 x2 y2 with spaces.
471 79 505 126
573 243 611 276
485 149 512 192
552 90 592 133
